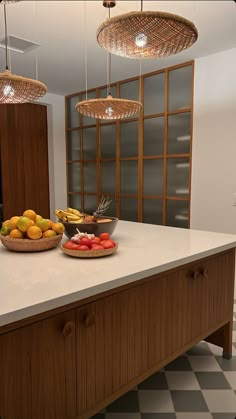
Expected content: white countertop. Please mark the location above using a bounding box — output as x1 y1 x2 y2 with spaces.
1 221 236 327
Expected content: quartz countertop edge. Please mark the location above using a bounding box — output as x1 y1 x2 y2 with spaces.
1 221 236 328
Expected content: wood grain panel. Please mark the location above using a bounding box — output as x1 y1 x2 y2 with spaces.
0 311 76 419
0 325 31 419
0 104 49 219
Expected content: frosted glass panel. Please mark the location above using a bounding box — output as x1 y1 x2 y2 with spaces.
166 199 189 228
143 117 164 156
167 158 190 197
69 194 81 210
143 159 163 195
143 199 163 225
81 91 96 126
67 96 80 128
168 65 192 111
100 124 116 158
144 73 165 115
120 79 139 101
120 161 138 194
84 195 97 213
168 113 191 154
67 131 80 161
101 161 116 194
120 198 138 222
68 162 80 192
84 162 97 193
83 127 97 159
103 197 116 217
120 121 138 158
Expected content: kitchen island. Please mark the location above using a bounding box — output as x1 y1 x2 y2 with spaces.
0 221 236 419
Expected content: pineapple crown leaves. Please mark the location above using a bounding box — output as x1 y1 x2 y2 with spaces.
93 196 112 217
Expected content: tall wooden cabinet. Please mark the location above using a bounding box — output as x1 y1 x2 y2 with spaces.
0 103 50 220
65 61 193 228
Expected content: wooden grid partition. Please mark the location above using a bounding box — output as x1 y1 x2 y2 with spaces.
65 60 194 228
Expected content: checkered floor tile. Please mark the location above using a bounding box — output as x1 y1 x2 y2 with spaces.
91 303 236 418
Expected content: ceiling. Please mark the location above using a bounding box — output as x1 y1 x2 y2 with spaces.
0 1 236 96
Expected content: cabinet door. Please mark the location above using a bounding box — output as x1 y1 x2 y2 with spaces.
76 285 149 417
0 104 49 219
181 251 235 344
0 311 76 419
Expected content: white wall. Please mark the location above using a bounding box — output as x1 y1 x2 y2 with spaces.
37 93 67 219
191 48 236 234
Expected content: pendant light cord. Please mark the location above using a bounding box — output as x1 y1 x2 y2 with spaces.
35 0 39 80
141 0 143 12
107 6 111 96
84 0 88 100
4 4 9 70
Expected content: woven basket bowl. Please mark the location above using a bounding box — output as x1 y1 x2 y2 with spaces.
63 216 118 239
0 234 63 252
61 243 118 258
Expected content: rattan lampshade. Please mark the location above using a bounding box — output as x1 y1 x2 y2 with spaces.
0 2 47 103
76 94 142 120
97 11 198 59
0 0 21 3
0 70 47 103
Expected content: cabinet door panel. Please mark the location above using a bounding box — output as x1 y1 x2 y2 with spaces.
0 104 49 219
0 311 76 419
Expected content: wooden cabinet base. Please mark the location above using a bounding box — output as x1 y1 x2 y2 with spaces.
0 249 235 419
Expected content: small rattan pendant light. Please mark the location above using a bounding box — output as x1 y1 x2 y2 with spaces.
0 2 47 104
76 0 142 120
97 0 198 59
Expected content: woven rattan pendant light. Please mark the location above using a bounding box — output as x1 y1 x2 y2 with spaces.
97 0 198 59
0 2 47 104
76 0 142 120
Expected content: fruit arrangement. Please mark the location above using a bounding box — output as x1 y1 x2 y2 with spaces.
55 196 112 224
63 231 116 251
0 209 65 240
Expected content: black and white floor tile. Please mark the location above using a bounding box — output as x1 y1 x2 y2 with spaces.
91 301 236 419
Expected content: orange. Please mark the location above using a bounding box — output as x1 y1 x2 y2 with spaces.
23 209 37 222
2 219 10 227
10 216 20 229
17 217 33 233
4 220 15 232
27 226 42 240
35 214 42 223
10 229 24 239
52 222 65 234
36 218 50 232
47 219 53 229
42 229 57 238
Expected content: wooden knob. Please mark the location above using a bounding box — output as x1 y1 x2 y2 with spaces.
84 312 95 328
202 266 208 279
192 271 200 280
62 321 74 337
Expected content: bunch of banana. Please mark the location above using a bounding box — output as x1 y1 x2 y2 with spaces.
54 207 85 223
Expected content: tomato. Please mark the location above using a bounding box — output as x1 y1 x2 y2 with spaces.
99 232 110 241
63 241 78 250
90 237 100 244
91 244 104 250
102 240 115 249
77 245 90 251
100 240 106 246
79 237 92 248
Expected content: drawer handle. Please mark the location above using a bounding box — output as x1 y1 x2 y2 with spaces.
201 267 208 279
192 270 201 280
62 321 74 337
83 312 95 328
